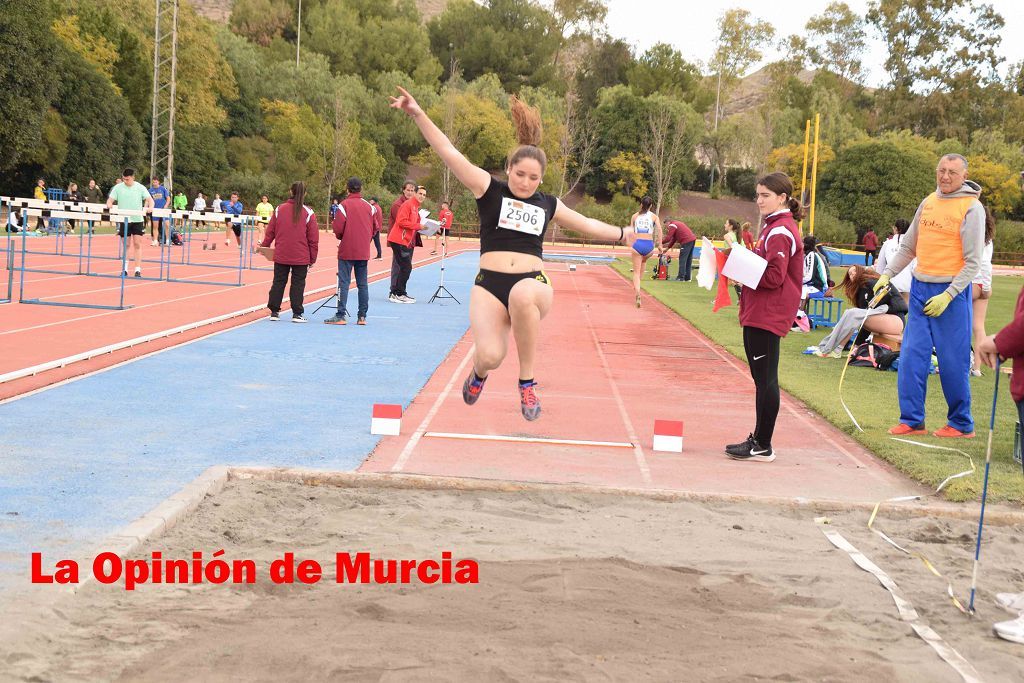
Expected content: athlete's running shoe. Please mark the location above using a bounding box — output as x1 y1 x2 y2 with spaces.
324 315 346 325
268 311 280 321
994 614 1024 645
725 436 775 463
292 314 308 323
635 293 642 308
996 591 1024 614
519 381 541 421
725 434 756 456
462 371 487 405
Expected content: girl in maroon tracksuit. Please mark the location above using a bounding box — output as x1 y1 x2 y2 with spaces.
725 172 804 463
260 181 320 322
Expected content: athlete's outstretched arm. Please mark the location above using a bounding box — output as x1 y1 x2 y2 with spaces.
390 86 491 198
554 200 635 245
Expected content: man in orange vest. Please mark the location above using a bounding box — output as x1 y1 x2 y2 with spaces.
875 154 985 438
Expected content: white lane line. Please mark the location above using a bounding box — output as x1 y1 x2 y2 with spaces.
567 271 652 485
391 344 475 473
424 432 633 448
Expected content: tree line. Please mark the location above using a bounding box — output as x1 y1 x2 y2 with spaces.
2 0 1022 238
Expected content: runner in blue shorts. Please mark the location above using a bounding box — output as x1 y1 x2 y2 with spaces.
629 196 663 307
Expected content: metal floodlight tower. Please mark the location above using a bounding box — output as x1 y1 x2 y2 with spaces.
149 0 179 190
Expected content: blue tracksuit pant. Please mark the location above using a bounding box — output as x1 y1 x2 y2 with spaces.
898 278 973 432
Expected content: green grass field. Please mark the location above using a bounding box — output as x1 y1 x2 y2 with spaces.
611 259 1024 503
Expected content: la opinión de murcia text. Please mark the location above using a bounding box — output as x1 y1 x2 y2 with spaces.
31 551 479 590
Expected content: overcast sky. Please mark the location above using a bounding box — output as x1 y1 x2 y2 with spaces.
596 0 1024 86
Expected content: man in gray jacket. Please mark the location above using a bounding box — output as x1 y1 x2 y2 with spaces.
874 153 985 438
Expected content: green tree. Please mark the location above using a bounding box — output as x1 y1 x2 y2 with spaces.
550 0 607 71
642 94 702 212
175 125 230 194
27 109 70 176
53 44 146 187
428 0 560 92
574 37 636 111
304 0 441 86
819 139 935 229
711 9 775 88
628 43 703 101
765 142 835 186
587 85 650 196
603 152 648 199
0 0 60 176
802 2 867 87
967 156 1022 218
230 0 293 47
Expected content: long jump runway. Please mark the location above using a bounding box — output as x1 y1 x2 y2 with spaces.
0 253 478 589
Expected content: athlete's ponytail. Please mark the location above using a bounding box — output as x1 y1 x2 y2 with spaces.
640 196 653 212
756 172 803 222
291 181 306 224
507 96 547 173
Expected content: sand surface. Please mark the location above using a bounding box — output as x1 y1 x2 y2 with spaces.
2 479 1024 682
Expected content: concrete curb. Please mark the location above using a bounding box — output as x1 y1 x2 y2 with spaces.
73 466 229 591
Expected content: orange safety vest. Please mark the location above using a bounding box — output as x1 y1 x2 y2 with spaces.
915 193 975 277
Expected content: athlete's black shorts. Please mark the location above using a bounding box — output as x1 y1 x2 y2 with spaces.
474 269 550 309
231 224 241 237
117 221 146 237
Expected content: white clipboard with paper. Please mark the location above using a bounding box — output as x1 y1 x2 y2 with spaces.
417 209 441 236
721 246 768 289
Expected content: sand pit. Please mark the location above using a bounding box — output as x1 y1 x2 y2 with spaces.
2 478 1024 681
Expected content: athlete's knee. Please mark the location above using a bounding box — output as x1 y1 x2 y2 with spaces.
475 345 505 372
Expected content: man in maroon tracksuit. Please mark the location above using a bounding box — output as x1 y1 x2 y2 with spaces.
863 228 879 265
389 181 416 298
326 177 382 325
261 182 320 322
662 219 697 281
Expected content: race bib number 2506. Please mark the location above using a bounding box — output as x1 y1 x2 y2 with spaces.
497 197 545 236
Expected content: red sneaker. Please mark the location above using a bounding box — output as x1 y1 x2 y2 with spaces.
932 425 975 438
887 423 928 436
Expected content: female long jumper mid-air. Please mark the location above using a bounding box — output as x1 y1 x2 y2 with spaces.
390 87 636 421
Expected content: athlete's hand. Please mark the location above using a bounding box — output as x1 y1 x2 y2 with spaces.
389 86 424 118
923 292 953 317
872 273 890 294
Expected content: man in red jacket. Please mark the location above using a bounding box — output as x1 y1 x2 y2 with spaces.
662 218 697 281
389 181 415 299
862 227 879 265
388 184 425 303
326 177 381 325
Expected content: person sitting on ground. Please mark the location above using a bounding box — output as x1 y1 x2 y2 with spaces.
976 282 1024 645
801 235 831 304
811 264 907 357
5 207 22 233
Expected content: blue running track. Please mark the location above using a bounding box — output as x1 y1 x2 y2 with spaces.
0 252 478 589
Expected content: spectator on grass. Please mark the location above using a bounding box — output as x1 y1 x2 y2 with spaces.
976 282 1024 645
971 208 996 376
193 192 207 228
326 177 381 326
872 218 913 301
802 235 831 303
212 193 223 213
875 153 984 438
862 227 879 265
260 181 319 322
173 190 188 230
723 218 739 248
661 218 696 282
741 221 755 250
811 265 906 357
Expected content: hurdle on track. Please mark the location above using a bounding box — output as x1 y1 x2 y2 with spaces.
1 199 15 305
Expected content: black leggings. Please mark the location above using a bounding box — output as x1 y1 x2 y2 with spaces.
743 326 781 448
268 263 309 316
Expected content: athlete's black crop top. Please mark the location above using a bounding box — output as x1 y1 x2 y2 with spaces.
476 177 558 258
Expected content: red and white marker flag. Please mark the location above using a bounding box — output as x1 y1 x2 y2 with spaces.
371 404 402 436
653 420 684 453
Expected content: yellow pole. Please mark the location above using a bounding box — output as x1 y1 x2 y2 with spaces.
809 113 820 236
798 120 810 230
